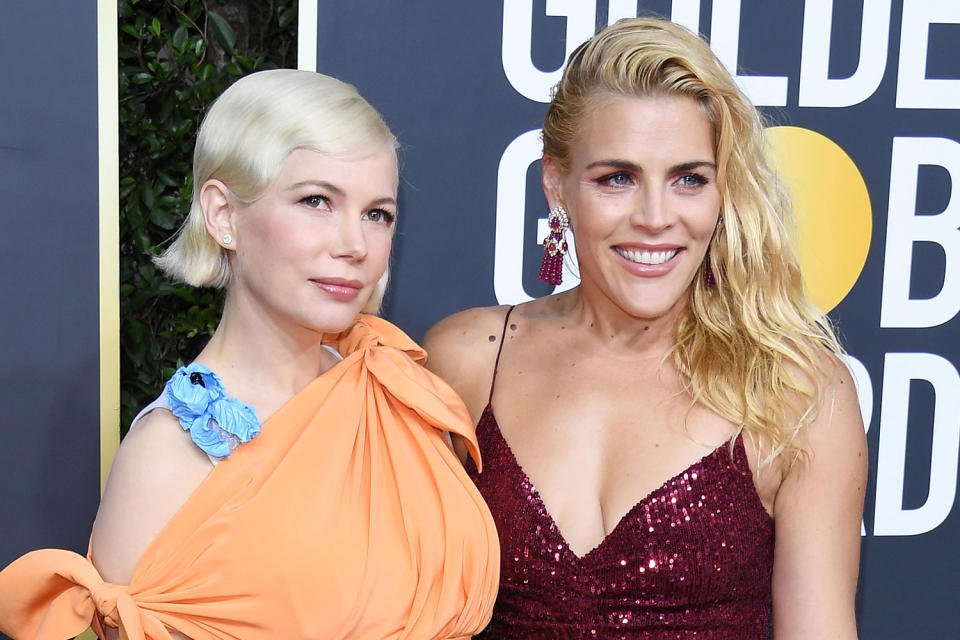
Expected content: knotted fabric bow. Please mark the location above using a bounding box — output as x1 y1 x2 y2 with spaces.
0 315 498 639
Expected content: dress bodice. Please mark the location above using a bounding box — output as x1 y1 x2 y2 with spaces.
0 316 500 640
466 405 774 639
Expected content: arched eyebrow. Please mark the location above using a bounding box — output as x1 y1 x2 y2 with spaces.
287 180 397 208
368 196 398 208
287 180 344 196
584 159 716 173
672 161 716 173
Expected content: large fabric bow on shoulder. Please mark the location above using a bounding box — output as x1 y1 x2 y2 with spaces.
0 315 497 640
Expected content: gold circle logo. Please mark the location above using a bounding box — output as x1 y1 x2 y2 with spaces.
766 126 872 312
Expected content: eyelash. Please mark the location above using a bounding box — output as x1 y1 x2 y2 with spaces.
363 209 396 226
300 194 330 209
598 172 633 187
299 194 395 226
596 172 710 189
676 173 709 188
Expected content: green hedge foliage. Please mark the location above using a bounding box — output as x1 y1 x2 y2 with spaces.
119 0 296 433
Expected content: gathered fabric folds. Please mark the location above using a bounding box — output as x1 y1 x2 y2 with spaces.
0 315 500 640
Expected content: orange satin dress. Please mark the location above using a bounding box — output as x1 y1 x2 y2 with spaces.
0 315 500 640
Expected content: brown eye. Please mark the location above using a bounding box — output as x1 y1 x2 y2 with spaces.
300 195 329 208
363 209 396 225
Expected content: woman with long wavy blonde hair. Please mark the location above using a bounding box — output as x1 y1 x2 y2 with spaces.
425 17 865 638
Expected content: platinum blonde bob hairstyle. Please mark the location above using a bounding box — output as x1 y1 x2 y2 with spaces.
155 69 398 313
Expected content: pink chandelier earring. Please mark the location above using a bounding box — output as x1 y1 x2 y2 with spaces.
537 205 569 285
704 214 723 288
704 259 715 288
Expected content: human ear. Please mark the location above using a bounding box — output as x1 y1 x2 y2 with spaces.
199 179 236 250
541 154 566 211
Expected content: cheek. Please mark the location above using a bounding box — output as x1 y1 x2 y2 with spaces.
568 197 618 238
237 213 292 254
689 200 722 240
266 215 338 258
572 213 623 252
366 230 394 270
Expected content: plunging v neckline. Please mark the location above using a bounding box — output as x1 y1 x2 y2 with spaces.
479 403 745 561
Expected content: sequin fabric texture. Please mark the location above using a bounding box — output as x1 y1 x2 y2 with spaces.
466 406 775 639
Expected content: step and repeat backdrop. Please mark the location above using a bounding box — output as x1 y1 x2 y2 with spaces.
311 1 959 637
0 0 111 580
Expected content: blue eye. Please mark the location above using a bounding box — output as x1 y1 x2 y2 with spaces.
677 174 708 187
601 172 632 187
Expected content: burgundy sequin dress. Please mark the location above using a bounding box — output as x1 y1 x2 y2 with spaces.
465 308 774 639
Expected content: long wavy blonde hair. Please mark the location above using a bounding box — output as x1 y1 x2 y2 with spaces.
543 17 843 461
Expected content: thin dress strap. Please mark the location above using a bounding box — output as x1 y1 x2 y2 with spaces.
487 305 516 405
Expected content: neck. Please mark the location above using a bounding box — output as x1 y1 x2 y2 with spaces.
196 290 341 402
565 283 685 358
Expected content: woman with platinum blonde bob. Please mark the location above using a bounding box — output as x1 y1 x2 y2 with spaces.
0 69 499 640
425 17 865 638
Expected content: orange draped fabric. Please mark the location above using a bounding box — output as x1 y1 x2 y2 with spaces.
0 315 500 640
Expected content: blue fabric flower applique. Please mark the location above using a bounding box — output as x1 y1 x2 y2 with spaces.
165 362 261 459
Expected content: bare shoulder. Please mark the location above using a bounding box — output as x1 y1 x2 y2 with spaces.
809 353 865 450
91 407 213 585
422 304 513 363
422 305 513 420
782 352 866 481
770 355 866 637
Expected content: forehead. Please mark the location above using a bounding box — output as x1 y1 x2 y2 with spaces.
275 147 399 192
571 94 716 167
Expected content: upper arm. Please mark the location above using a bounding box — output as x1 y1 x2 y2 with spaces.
422 305 510 423
771 358 867 639
91 409 213 586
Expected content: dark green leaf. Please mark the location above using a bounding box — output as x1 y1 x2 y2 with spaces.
134 229 153 253
198 61 215 81
172 24 188 51
207 11 236 55
279 7 296 28
139 181 155 210
156 170 178 188
149 207 178 230
119 180 137 200
118 0 295 438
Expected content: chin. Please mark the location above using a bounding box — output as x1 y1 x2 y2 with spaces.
301 306 365 334
620 292 689 322
625 308 674 322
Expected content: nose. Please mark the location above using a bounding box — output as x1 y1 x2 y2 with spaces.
630 185 674 232
331 213 368 261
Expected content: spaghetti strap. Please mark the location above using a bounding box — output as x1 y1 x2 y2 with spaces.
487 305 516 405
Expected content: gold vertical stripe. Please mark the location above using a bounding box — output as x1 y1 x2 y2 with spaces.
75 5 119 637
98 0 120 491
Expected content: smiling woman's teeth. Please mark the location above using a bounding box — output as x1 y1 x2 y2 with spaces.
615 247 679 265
